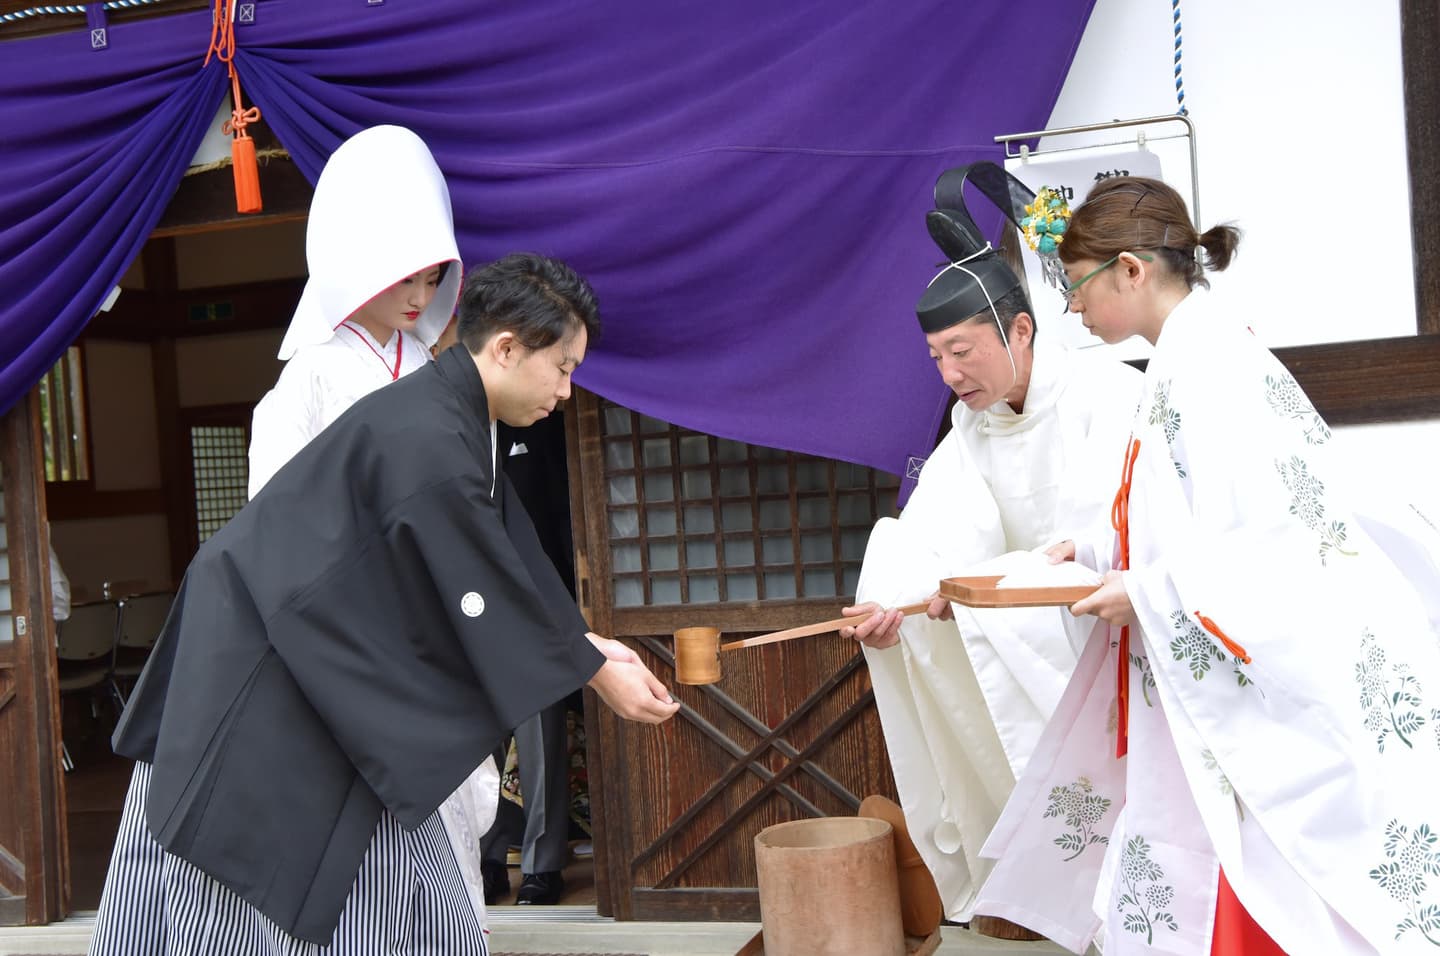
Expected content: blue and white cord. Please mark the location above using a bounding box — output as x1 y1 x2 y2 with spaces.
1 0 171 25
1172 0 1188 115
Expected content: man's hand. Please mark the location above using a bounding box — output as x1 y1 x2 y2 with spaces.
586 635 680 724
587 632 641 665
1068 570 1136 628
840 593 950 649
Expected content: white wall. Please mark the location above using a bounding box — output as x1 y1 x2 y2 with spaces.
1025 0 1412 349
84 341 160 490
175 220 306 289
175 329 283 408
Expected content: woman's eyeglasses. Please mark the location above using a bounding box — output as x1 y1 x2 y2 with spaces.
1061 252 1154 308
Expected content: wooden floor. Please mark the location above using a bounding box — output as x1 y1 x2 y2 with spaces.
58 701 598 912
58 700 129 912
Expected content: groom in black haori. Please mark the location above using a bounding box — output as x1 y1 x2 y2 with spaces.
89 253 678 956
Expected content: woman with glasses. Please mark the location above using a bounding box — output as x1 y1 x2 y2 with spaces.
975 176 1440 955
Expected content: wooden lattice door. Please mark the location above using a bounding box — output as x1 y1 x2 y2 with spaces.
568 389 903 920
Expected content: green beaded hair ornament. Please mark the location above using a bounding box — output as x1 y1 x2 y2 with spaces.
1020 186 1071 289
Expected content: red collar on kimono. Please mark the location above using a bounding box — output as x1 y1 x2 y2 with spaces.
338 321 404 381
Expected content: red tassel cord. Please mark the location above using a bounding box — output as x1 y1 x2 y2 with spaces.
205 0 262 214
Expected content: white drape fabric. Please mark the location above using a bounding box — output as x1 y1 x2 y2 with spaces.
856 335 1142 920
978 290 1440 954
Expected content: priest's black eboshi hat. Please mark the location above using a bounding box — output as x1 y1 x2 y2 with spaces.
915 162 1036 334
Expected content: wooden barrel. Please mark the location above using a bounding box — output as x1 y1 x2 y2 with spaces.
754 818 906 956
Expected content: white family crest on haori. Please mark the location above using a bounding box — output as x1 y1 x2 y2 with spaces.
855 334 1141 921
461 591 486 617
975 289 1440 955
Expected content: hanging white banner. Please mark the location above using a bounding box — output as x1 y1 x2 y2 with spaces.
1005 148 1165 356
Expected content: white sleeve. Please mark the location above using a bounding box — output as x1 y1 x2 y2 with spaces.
248 361 322 499
1058 358 1145 574
49 549 70 622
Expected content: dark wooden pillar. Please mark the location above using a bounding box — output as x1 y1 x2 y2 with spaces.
1402 0 1440 334
0 391 69 924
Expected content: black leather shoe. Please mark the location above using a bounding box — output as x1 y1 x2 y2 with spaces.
481 859 510 905
515 870 565 905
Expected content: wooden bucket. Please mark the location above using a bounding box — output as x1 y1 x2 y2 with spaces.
753 818 906 956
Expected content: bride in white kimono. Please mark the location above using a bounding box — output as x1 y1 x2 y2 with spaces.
842 162 1143 924
247 125 460 497
976 176 1440 955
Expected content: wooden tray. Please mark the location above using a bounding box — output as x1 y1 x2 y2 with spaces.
939 574 1097 608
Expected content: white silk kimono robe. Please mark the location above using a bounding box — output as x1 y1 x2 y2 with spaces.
248 323 432 497
856 334 1143 920
977 289 1440 955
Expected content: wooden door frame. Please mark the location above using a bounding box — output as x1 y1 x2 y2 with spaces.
565 390 617 916
0 390 69 924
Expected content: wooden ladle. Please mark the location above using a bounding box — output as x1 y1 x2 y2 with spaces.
674 602 930 685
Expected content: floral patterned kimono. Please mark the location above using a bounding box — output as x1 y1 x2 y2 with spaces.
975 289 1440 954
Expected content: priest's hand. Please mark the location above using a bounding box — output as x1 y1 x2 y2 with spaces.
1068 570 1136 628
841 594 950 649
1045 539 1077 563
586 641 680 724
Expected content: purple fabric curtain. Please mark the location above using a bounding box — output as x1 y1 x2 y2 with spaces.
0 17 225 426
0 0 1093 479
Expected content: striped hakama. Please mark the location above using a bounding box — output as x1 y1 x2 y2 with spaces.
89 762 489 956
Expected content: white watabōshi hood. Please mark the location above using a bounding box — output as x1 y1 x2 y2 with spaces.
278 126 462 361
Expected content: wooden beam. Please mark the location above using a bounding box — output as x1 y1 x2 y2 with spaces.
155 338 195 583
1124 334 1440 425
151 156 312 240
570 389 624 917
88 278 303 340
1276 334 1440 424
1402 0 1440 335
141 236 178 295
42 485 166 521
613 600 848 639
629 887 759 922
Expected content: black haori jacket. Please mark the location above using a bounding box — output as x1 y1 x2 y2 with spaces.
112 346 604 942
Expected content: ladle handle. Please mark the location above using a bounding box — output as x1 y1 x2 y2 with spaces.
718 601 932 653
